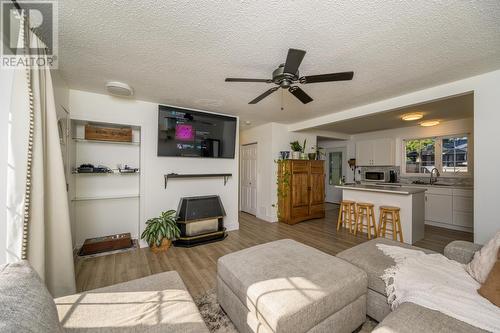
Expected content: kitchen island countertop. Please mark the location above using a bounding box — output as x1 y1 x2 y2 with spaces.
335 184 427 195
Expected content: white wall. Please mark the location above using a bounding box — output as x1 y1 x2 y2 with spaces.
240 122 317 222
292 70 500 244
68 90 240 242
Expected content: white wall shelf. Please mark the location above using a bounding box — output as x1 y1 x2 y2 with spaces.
72 138 140 145
70 119 141 247
71 194 140 201
72 170 140 175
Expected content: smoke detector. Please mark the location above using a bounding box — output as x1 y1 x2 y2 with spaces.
105 81 134 97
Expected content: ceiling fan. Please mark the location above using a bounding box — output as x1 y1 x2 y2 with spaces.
225 48 354 105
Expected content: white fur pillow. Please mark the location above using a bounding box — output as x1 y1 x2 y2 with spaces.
466 231 500 283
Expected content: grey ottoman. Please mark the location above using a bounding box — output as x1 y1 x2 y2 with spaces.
217 239 367 333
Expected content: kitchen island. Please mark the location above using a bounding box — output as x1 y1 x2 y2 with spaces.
335 184 427 244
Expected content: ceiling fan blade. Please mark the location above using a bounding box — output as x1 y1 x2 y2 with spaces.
300 71 354 84
283 48 306 74
249 87 279 104
288 86 313 104
225 78 272 83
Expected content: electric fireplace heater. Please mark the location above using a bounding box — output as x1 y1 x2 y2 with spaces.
174 195 227 247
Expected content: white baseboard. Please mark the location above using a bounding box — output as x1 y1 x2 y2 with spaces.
425 221 473 233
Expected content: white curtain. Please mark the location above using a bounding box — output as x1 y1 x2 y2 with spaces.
6 16 76 297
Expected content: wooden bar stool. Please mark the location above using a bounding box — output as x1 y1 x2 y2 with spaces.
337 200 357 232
354 203 378 239
378 206 404 243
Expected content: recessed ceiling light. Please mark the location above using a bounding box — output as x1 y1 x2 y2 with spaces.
244 121 252 125
401 113 423 121
420 120 440 127
105 81 134 97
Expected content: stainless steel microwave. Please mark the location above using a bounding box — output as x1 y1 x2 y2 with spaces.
363 171 386 182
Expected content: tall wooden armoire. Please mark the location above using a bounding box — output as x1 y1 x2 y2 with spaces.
277 160 325 224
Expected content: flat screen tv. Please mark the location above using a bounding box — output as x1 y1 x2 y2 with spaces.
157 105 237 158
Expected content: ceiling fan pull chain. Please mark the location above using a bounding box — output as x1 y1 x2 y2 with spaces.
281 89 284 111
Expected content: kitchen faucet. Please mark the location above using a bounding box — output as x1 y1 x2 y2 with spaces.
430 167 440 185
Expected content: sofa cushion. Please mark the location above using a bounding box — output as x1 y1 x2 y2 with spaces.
478 249 500 307
0 261 64 333
373 302 488 333
444 240 482 264
217 239 367 333
466 231 500 283
55 271 209 333
336 238 434 296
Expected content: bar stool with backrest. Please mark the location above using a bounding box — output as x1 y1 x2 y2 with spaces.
378 206 404 243
337 200 357 232
354 202 378 239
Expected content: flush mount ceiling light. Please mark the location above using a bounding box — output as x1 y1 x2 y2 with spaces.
105 81 134 97
420 120 440 127
401 113 423 121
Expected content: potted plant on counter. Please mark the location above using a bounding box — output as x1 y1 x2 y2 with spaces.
141 210 181 253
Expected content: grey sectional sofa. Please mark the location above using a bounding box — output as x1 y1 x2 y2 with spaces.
0 261 209 333
337 238 486 333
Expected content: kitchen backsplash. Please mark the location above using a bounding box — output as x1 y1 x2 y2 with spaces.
357 166 473 187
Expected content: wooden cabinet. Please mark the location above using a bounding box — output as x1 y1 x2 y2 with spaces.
277 160 325 224
356 139 395 166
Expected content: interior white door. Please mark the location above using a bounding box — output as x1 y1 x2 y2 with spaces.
240 144 257 215
325 148 346 203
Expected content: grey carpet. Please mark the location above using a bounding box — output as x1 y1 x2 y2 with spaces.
193 289 378 333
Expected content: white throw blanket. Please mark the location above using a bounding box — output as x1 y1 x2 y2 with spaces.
377 244 500 333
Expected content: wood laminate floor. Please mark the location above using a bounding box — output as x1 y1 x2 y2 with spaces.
75 204 473 297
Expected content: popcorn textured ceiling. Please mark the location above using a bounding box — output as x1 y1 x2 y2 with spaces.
57 0 500 125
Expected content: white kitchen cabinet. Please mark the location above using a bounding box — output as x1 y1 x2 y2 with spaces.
356 140 373 166
425 193 453 223
424 187 473 230
356 139 395 166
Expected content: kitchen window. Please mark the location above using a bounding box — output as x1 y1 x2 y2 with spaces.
442 136 468 173
404 138 436 174
403 135 469 175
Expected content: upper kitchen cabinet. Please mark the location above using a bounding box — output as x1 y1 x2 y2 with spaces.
356 139 395 166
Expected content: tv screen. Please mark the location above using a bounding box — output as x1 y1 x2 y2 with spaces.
157 105 237 158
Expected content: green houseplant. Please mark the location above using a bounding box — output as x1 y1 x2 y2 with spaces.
141 210 181 253
290 139 307 159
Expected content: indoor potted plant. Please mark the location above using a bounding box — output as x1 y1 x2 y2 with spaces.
290 140 302 159
290 139 307 159
141 210 181 253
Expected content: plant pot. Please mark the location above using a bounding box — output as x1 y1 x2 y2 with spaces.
150 239 172 254
300 153 308 160
291 151 301 159
308 153 317 160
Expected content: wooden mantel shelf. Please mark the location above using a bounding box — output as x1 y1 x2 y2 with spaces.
164 173 232 188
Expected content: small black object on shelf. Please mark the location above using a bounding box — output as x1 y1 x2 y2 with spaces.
164 173 232 188
75 164 112 174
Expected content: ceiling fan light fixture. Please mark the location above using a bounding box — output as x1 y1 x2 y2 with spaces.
401 113 423 121
420 120 440 127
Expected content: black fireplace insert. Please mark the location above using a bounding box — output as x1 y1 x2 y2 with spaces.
174 195 227 247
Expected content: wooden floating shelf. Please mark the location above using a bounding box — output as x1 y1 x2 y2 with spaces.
164 173 232 188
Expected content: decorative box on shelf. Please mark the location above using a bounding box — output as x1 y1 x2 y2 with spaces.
84 124 132 142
